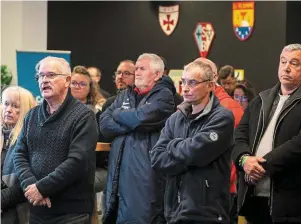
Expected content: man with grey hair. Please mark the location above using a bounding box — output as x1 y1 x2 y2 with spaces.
151 60 234 223
99 53 176 223
232 43 301 224
14 56 98 223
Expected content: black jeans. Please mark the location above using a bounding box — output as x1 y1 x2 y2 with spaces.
29 213 90 224
244 196 273 224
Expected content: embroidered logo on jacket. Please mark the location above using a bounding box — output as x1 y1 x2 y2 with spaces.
121 98 130 109
209 132 218 141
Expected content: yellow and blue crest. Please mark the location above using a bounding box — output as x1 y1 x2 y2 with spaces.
233 1 255 41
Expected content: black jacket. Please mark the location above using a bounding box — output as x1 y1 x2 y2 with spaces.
151 93 234 223
13 90 98 215
99 76 176 223
232 83 301 223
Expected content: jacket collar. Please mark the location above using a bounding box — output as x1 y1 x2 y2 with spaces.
259 83 301 124
178 92 218 120
41 88 76 123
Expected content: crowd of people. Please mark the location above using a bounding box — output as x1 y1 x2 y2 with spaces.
1 43 301 224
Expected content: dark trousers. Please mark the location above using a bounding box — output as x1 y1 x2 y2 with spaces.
244 196 273 224
29 213 90 224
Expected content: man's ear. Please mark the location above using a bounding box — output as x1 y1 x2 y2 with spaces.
65 75 71 87
213 73 219 83
154 71 162 81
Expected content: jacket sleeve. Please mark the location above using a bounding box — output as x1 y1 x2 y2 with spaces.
1 181 26 209
112 89 175 132
151 110 234 176
14 115 39 190
99 93 132 139
262 129 301 176
232 104 252 171
34 112 98 197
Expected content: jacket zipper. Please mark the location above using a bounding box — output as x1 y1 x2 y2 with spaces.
269 97 301 216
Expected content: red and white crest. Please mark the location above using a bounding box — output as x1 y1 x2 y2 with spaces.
158 5 179 36
193 22 215 58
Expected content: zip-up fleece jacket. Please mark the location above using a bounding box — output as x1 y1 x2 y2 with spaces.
151 93 235 224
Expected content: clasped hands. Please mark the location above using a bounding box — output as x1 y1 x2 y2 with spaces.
243 156 266 183
24 184 51 208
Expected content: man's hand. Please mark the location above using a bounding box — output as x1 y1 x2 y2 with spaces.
36 197 52 208
25 184 43 205
243 156 266 181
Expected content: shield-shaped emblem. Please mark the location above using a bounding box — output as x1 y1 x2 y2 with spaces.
233 1 255 41
158 5 179 36
193 22 215 58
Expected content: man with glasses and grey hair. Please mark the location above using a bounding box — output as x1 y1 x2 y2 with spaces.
99 53 176 223
232 43 301 224
151 60 234 223
14 56 98 223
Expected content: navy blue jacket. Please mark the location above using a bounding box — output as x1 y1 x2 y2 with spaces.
151 93 234 224
99 76 176 224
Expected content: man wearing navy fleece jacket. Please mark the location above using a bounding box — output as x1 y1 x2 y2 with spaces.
13 56 98 223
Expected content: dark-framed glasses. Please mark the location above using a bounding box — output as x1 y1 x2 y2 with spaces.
234 94 248 102
70 80 88 88
181 78 210 88
35 72 67 82
114 71 135 77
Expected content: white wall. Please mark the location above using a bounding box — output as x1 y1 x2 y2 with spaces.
1 1 47 85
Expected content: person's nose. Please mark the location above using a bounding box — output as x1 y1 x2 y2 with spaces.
5 105 13 113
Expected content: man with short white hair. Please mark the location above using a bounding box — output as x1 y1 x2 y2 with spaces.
14 56 98 223
99 53 176 223
151 60 234 223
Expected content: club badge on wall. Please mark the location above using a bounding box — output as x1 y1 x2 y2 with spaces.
193 22 215 58
233 1 255 41
158 5 179 36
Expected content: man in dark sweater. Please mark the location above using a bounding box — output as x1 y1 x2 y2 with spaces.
13 56 98 223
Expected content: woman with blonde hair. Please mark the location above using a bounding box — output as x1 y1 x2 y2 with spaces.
1 86 37 224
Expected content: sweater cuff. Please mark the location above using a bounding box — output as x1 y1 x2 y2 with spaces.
22 176 38 191
35 178 51 198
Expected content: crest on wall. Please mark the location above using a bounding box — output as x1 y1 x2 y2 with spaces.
233 1 255 41
158 5 179 36
193 22 215 58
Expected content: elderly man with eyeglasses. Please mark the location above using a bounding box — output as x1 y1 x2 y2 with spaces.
151 60 235 223
14 56 98 224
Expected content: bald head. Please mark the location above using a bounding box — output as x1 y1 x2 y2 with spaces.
194 57 217 74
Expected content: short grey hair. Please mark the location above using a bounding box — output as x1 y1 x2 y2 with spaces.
184 60 214 81
283 43 301 52
137 53 164 77
35 56 71 76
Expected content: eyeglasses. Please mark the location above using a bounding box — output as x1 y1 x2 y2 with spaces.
234 94 248 102
114 71 134 77
181 78 210 88
35 72 67 82
70 80 88 88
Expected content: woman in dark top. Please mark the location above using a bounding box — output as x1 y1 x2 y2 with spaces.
1 86 37 224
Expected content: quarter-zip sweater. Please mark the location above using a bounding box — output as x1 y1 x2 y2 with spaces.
14 90 98 215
